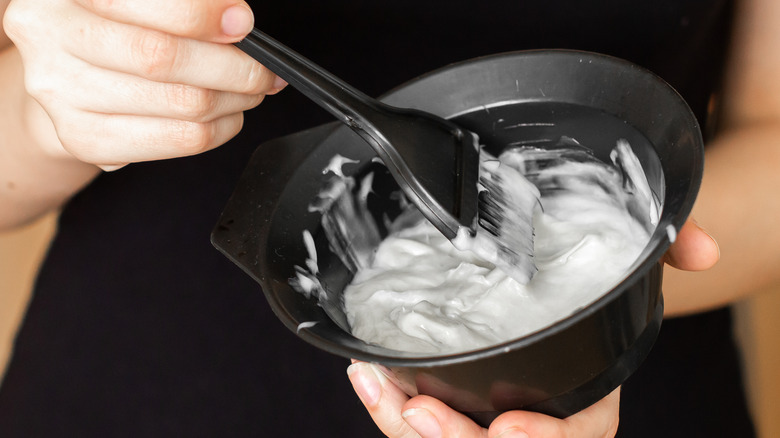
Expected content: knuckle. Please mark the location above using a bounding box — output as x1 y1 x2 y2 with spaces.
2 1 37 43
242 62 273 94
78 0 116 15
174 2 209 37
167 120 214 155
165 84 216 122
24 70 57 103
131 30 180 79
385 418 417 438
56 126 103 164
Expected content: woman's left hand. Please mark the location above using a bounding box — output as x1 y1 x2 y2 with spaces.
347 361 620 438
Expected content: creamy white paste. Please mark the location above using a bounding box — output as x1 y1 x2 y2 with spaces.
342 141 658 354
291 141 659 355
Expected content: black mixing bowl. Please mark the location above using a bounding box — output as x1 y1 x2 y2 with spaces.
212 50 703 424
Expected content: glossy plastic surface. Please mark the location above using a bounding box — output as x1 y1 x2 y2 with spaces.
236 29 479 238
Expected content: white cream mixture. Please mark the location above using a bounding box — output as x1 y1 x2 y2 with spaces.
294 139 659 355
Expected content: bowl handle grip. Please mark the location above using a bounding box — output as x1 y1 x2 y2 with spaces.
211 122 339 282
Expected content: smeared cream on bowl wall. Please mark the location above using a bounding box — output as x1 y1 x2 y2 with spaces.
293 138 659 355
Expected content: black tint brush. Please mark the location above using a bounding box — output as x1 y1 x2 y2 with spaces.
235 28 537 283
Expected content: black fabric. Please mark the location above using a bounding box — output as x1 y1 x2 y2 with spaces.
0 1 754 436
619 309 755 437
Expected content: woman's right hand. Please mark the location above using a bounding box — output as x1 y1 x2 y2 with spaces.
3 0 283 170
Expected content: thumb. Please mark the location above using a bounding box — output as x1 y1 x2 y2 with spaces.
73 0 254 42
662 218 720 271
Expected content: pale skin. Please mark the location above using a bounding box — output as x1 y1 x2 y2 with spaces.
0 0 774 436
0 0 283 228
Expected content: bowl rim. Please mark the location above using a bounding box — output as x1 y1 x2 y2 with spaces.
218 49 703 368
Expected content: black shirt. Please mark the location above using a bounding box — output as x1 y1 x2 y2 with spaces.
0 1 754 436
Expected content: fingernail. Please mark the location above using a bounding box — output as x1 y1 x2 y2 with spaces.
272 76 288 92
495 427 530 438
98 163 128 172
347 362 386 407
402 408 442 438
692 219 720 258
221 4 254 38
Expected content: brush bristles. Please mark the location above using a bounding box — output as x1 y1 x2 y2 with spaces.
475 157 541 284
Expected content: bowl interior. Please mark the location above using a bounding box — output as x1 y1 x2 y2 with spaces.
213 50 702 365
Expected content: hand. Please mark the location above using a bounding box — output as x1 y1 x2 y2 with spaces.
347 218 719 437
3 0 284 170
347 361 619 438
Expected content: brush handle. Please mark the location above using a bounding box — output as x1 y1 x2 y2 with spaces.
236 28 382 132
234 28 479 239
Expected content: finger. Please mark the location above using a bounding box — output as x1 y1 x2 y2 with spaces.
50 109 245 166
662 218 720 271
73 0 254 42
487 388 621 438
347 362 419 438
61 7 280 95
403 395 488 438
46 66 265 122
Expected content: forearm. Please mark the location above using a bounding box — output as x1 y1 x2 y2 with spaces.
664 124 780 316
663 0 780 316
0 46 100 230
